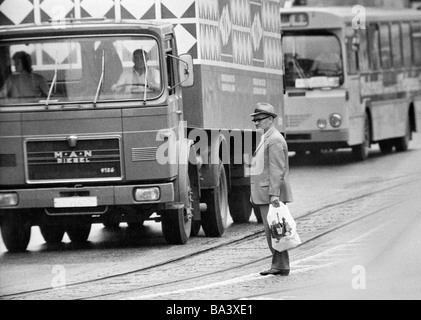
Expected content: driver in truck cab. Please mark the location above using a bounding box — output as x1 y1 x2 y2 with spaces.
111 49 160 93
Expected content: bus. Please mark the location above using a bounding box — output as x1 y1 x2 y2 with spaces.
281 6 421 160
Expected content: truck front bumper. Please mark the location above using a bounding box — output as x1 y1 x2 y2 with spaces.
0 183 175 210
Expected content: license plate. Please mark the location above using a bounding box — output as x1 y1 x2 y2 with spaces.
54 197 98 208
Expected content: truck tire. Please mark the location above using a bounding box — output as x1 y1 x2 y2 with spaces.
66 224 91 243
103 222 120 229
40 225 65 244
161 172 193 245
0 211 31 253
228 185 252 223
201 164 229 237
162 208 192 244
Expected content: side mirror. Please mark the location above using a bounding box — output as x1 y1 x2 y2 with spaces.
179 54 194 88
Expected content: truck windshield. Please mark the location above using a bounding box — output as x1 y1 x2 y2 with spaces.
0 36 162 106
283 33 344 89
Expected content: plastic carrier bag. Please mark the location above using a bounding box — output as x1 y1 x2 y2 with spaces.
268 203 302 253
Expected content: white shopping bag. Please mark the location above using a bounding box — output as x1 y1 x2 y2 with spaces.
267 203 302 253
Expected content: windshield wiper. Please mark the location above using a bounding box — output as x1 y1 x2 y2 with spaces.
94 51 105 108
292 56 307 79
45 54 58 109
142 50 148 103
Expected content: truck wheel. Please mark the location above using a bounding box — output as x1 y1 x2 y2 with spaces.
228 185 252 223
103 222 120 229
395 117 411 152
40 225 65 244
66 224 91 243
162 172 193 245
201 164 229 237
353 113 371 161
127 222 144 229
0 211 31 253
162 207 192 244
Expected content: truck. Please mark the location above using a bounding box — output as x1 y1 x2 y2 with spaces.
0 0 285 252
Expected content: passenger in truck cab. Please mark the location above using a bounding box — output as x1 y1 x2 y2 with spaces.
111 49 160 93
0 51 49 99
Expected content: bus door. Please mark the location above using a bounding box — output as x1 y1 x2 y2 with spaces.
345 25 366 147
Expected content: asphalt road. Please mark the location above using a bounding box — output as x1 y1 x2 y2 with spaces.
1 133 420 300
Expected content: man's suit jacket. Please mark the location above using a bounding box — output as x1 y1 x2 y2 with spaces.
250 127 293 205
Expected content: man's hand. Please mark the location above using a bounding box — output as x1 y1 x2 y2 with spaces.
270 196 280 208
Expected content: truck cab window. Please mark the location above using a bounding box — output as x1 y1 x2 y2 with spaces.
165 40 177 96
0 37 163 106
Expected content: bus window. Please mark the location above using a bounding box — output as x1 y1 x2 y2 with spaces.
282 32 343 88
379 24 392 70
401 23 412 68
391 23 403 69
367 24 381 71
412 23 421 66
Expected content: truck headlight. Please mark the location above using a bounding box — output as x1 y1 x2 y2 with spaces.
330 114 343 128
0 193 18 207
134 188 160 202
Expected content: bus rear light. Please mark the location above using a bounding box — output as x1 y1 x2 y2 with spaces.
317 119 327 130
134 188 160 202
330 114 343 128
0 193 18 207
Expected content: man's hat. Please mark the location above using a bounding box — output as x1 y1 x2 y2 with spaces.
250 103 278 118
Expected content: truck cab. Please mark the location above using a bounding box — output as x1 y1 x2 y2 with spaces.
0 19 197 251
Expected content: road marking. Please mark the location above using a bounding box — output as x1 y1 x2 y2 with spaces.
123 224 388 300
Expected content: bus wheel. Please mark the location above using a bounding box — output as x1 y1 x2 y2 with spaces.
353 113 371 161
0 211 31 253
66 224 91 243
395 117 411 152
379 140 394 154
40 225 65 244
228 185 252 223
201 163 229 237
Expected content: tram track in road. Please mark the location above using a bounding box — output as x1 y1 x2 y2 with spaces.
1 173 420 300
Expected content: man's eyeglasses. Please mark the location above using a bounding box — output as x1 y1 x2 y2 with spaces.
252 116 271 123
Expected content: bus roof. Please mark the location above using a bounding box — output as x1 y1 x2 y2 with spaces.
281 6 421 29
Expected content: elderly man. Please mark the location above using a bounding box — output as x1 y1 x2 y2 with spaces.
250 103 293 276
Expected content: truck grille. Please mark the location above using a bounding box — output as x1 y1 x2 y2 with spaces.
26 138 122 182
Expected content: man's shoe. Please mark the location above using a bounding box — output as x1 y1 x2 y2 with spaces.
260 269 290 276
